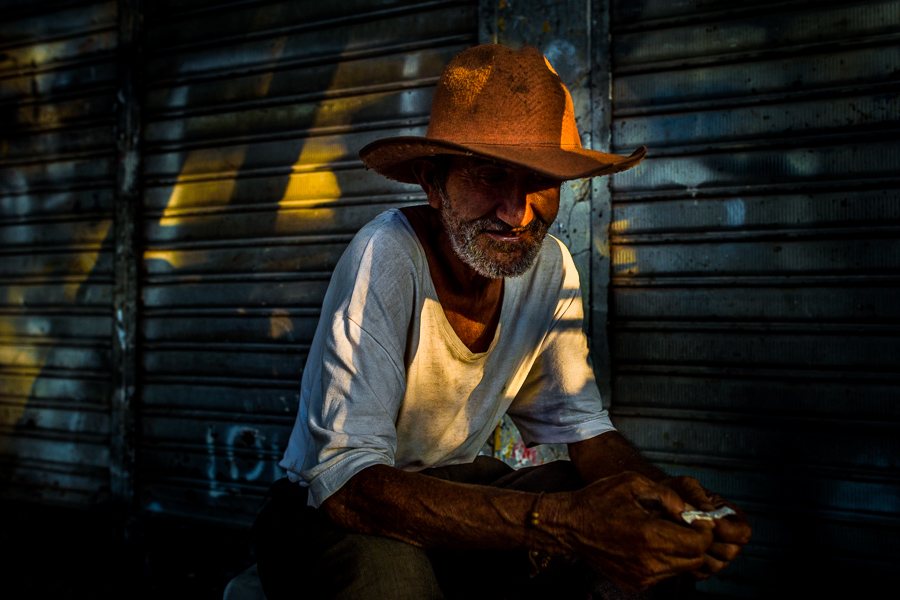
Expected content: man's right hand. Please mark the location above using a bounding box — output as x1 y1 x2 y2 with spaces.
550 471 715 592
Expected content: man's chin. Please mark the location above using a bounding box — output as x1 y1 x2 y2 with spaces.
466 247 539 279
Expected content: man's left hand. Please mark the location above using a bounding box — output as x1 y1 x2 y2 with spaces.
660 476 753 579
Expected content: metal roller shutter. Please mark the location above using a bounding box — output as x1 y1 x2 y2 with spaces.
0 0 120 505
608 0 900 594
139 0 478 525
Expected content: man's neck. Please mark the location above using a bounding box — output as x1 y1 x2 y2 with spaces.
401 205 504 353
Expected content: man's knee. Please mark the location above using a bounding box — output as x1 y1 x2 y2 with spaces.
309 532 443 600
254 483 443 600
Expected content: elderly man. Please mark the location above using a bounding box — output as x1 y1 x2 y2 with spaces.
252 44 751 599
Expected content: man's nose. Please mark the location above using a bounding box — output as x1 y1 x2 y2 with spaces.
495 184 534 229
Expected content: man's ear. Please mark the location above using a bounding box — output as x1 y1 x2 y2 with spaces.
411 159 442 210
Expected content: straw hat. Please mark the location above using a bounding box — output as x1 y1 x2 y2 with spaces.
359 44 646 183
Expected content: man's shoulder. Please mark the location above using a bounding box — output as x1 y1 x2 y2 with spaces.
532 234 578 280
344 209 421 263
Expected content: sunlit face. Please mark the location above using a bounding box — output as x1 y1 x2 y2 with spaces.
435 157 561 279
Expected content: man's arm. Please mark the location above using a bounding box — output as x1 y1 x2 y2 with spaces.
568 430 668 483
570 430 753 579
321 461 714 592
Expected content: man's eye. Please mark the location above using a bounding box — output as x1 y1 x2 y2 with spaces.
477 171 508 184
529 177 558 190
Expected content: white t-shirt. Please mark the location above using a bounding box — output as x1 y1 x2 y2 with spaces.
280 209 614 507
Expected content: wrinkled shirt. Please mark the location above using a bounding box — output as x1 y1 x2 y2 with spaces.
279 210 613 507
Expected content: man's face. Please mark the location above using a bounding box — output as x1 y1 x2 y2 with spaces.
435 157 561 279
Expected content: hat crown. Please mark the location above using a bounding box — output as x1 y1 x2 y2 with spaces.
426 45 581 148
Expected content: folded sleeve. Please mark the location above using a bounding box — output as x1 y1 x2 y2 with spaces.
292 218 418 507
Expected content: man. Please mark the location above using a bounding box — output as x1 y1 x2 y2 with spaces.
253 44 751 599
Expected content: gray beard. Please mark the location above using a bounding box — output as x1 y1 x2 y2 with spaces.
438 188 551 279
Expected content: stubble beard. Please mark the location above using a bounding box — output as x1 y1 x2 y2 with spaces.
437 187 551 279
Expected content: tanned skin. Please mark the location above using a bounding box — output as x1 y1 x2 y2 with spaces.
321 157 751 592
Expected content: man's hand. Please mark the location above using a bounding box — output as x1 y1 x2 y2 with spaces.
553 471 716 592
661 476 753 579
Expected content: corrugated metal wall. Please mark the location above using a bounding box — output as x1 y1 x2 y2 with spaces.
607 0 900 594
138 0 478 525
4 1 898 595
0 0 119 504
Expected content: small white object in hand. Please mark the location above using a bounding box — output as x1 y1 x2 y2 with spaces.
681 506 736 524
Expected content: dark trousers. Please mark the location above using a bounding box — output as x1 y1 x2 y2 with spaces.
252 457 694 600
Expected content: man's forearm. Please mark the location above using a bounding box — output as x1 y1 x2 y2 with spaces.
569 431 668 484
321 463 561 552
320 460 714 591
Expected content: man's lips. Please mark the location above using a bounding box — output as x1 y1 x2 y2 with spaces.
485 229 527 242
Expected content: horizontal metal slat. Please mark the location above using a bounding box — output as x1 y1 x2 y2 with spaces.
142 348 308 380
611 329 900 370
613 43 900 111
140 446 283 489
611 0 822 26
0 341 111 371
611 285 900 322
145 44 456 116
613 415 897 471
657 462 900 517
0 249 113 277
0 217 112 247
0 30 117 77
144 86 434 147
0 372 110 403
613 0 900 68
142 382 299 414
611 236 900 277
140 480 265 526
0 400 109 435
614 92 900 148
611 141 900 193
143 168 419 213
0 126 115 163
141 413 292 449
144 0 269 20
727 508 900 561
143 243 347 278
142 278 330 309
142 201 403 244
0 432 109 468
0 188 114 218
0 313 112 338
611 190 900 234
612 373 900 419
0 61 117 104
0 282 112 307
0 1 115 48
146 0 454 50
0 93 116 135
0 157 115 194
145 3 476 81
0 459 109 502
142 313 319 343
143 123 427 179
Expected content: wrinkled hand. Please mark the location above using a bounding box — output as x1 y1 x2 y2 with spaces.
661 476 753 579
559 472 715 592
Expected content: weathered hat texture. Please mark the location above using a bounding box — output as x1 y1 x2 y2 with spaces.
359 44 646 183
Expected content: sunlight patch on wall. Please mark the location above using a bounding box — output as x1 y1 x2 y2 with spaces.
612 246 639 275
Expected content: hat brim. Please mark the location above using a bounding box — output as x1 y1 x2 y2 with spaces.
359 137 647 184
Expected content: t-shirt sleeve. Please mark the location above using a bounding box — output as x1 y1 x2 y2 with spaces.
293 218 417 507
506 244 615 446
